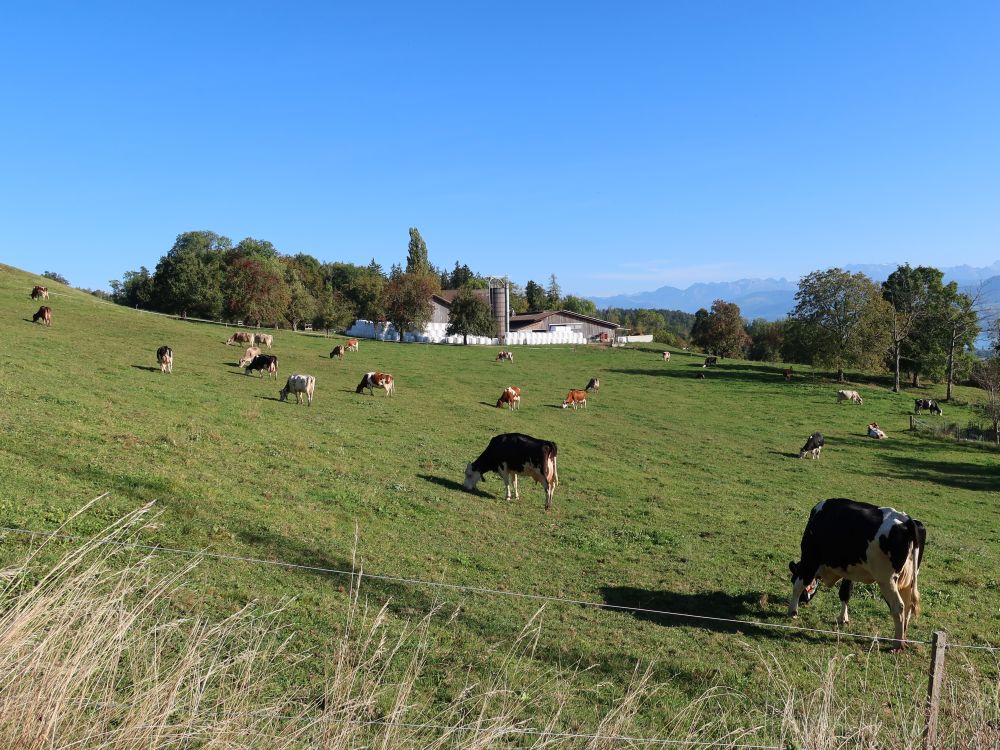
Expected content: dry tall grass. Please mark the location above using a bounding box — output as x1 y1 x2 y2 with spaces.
0 502 995 749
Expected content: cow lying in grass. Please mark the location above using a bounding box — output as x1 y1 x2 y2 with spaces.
837 389 863 404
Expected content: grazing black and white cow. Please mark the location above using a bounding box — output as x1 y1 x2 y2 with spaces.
244 354 278 378
703 356 718 367
788 498 926 647
156 345 173 374
798 432 824 459
914 399 942 416
463 433 558 511
585 377 600 393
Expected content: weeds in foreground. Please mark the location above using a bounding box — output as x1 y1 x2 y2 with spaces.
0 502 996 749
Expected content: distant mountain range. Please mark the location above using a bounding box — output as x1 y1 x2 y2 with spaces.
589 261 1000 322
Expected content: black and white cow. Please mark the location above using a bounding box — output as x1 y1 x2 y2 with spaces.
244 354 278 378
914 399 942 416
703 356 718 367
798 431 824 459
463 433 559 511
788 498 926 647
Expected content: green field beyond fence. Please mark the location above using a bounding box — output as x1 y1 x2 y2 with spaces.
1 264 998 747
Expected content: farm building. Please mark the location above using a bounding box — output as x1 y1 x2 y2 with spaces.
508 310 617 344
345 281 616 345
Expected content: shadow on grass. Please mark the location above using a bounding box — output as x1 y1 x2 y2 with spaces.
880 455 1000 492
607 366 788 386
130 365 162 373
234 527 437 616
417 474 491 497
599 585 792 641
768 449 804 459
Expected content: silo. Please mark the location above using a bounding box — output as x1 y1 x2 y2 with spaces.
489 278 509 343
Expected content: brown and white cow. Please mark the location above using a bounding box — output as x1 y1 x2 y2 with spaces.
562 389 587 409
30 285 49 300
156 345 173 374
238 346 262 368
356 371 394 397
346 339 359 352
496 351 514 362
32 306 52 326
227 331 254 346
783 368 793 381
496 386 521 410
661 351 671 361
253 333 273 348
837 389 863 405
867 422 887 440
329 345 345 360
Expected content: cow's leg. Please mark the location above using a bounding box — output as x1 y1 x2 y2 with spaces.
499 467 512 501
837 580 853 625
512 473 520 501
877 578 907 646
543 478 553 511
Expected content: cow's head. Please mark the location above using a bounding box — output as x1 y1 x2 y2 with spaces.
463 463 483 491
278 388 288 402
788 562 819 605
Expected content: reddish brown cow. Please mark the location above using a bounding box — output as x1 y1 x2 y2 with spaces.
30 285 49 300
561 389 587 409
346 339 359 352
32 306 52 326
496 386 521 410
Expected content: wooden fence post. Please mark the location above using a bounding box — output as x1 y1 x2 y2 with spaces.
910 415 915 431
923 630 948 750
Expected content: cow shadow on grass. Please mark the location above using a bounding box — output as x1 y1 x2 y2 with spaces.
880 454 1000 492
607 367 786 386
599 586 794 642
130 365 162 373
768 449 803 459
234 527 437 616
417 474 491 498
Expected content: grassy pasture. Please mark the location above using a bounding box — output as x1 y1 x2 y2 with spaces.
1 263 998 741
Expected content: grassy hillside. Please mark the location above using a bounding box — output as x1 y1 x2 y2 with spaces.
1 263 997 743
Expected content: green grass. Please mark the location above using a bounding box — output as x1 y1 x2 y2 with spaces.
1 263 998 742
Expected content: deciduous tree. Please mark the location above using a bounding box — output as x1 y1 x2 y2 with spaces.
382 272 437 341
787 268 892 381
224 257 290 326
446 287 496 344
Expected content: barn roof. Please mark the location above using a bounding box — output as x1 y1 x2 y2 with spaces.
508 309 616 330
432 289 490 307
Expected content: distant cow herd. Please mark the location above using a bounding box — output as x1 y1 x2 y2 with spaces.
26 288 945 647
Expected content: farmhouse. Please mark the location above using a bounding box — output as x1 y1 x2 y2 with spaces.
346 280 617 345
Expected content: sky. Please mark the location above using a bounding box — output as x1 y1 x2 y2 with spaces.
2 2 999 297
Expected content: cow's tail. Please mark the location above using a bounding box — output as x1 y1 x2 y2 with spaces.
544 443 558 487
905 518 927 619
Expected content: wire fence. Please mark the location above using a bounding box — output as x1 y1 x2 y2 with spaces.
1 522 996 653
910 415 999 446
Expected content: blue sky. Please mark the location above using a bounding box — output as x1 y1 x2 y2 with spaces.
2 2 999 296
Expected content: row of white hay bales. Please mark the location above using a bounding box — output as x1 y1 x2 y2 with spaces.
345 320 586 346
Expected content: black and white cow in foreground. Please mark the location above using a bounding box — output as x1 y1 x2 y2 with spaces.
788 498 926 647
464 433 559 511
244 354 278 378
279 374 315 405
798 431 824 459
914 399 942 415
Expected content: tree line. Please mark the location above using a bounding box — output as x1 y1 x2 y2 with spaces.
107 229 606 340
685 266 987 401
